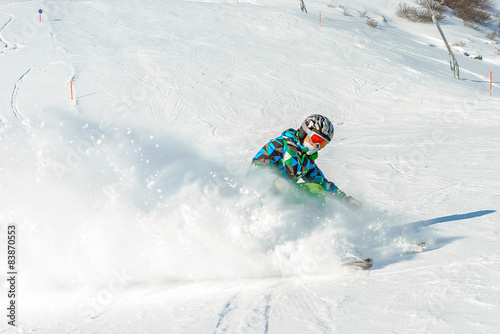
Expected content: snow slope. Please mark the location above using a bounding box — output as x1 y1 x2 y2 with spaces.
1 0 500 332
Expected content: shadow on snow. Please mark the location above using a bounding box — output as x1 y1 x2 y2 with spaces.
372 210 496 269
401 210 496 233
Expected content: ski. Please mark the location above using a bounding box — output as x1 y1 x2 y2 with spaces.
402 242 427 256
341 258 373 270
340 242 426 271
416 241 427 250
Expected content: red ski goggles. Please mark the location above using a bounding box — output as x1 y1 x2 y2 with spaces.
302 124 330 148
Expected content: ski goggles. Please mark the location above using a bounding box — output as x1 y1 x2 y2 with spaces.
302 123 330 148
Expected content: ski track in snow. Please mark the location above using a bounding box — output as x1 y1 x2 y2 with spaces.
213 295 237 333
213 289 272 334
10 68 31 122
0 12 13 50
211 280 343 334
2 0 500 333
118 55 157 120
199 46 238 127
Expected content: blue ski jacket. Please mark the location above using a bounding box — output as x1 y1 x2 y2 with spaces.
251 128 344 196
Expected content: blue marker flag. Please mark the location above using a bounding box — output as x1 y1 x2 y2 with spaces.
38 9 42 14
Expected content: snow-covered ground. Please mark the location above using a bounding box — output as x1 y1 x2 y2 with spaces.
1 0 500 332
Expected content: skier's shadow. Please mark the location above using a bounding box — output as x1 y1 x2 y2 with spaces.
373 210 496 269
398 210 496 234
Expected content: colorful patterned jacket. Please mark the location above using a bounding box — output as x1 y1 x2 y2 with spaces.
251 128 344 196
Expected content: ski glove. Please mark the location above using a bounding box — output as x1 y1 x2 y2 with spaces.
333 191 362 211
344 196 362 211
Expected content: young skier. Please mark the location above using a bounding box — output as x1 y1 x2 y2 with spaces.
251 114 361 211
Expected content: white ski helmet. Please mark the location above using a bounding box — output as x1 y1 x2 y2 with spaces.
299 114 334 141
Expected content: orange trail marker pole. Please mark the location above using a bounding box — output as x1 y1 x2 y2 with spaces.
38 9 42 22
490 71 492 96
319 11 321 25
70 80 74 100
